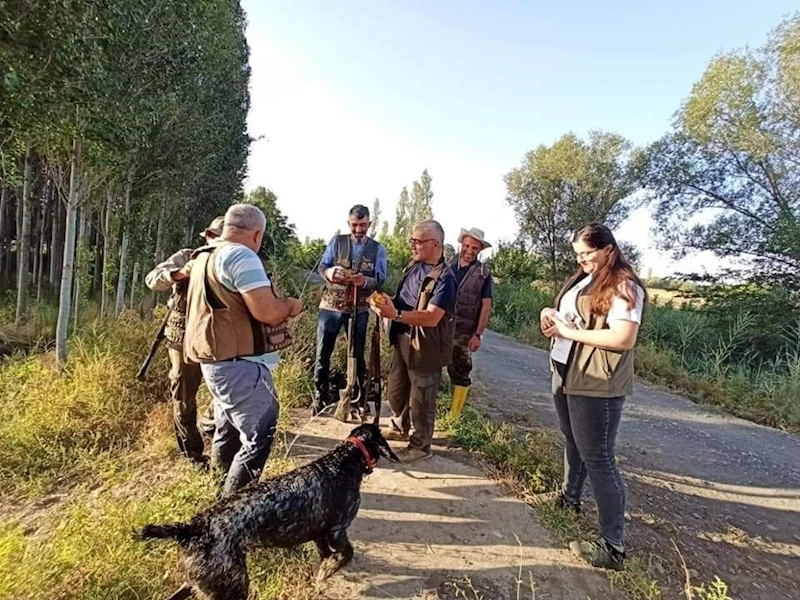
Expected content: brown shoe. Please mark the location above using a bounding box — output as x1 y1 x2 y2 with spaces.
383 429 409 442
396 447 433 463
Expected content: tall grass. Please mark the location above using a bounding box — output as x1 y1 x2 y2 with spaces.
490 283 800 431
0 274 326 597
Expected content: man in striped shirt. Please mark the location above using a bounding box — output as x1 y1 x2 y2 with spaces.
185 204 303 495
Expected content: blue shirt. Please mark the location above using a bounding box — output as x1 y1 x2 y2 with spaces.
395 261 457 334
320 236 387 287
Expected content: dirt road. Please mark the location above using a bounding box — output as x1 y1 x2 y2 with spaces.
287 412 621 600
473 331 800 599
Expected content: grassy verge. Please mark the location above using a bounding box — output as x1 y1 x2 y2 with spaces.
0 305 323 599
436 392 732 600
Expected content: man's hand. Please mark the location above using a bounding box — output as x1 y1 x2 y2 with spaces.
171 263 192 282
349 272 366 287
287 298 304 318
370 293 397 320
325 266 347 284
468 334 482 353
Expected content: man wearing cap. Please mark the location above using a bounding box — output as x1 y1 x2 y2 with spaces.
145 216 224 468
313 204 387 415
447 227 493 420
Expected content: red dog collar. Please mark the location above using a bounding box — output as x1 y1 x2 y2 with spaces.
347 436 375 472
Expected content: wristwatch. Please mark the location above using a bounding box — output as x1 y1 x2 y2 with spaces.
474 332 483 339
394 310 403 322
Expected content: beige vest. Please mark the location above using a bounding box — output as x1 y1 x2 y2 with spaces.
184 243 292 363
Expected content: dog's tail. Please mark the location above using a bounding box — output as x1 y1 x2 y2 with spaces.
137 522 193 546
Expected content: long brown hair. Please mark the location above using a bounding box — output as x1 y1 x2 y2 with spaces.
555 222 647 317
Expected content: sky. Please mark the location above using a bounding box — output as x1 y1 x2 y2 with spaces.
240 0 797 277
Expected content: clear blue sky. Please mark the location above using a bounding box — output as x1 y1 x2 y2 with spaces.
241 1 797 276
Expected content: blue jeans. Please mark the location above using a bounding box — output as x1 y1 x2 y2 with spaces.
552 361 626 548
314 308 369 400
201 359 279 497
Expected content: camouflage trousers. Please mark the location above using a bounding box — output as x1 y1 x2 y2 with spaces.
447 332 474 387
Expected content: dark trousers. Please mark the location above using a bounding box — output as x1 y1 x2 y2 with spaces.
447 332 474 387
314 308 369 400
552 361 626 548
168 347 215 461
387 335 441 452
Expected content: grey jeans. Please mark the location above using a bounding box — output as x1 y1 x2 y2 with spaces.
552 361 626 548
201 359 279 497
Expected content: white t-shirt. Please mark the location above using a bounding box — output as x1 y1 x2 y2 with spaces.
213 242 279 370
550 275 645 365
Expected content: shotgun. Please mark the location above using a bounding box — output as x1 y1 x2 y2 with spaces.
334 285 362 422
136 305 173 381
365 311 382 425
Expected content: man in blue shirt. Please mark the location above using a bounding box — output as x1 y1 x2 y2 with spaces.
313 205 387 414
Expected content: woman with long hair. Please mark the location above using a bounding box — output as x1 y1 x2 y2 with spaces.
540 222 647 570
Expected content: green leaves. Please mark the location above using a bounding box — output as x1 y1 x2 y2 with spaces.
504 131 637 286
640 14 800 285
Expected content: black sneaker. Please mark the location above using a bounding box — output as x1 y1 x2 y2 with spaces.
569 537 625 570
555 492 582 514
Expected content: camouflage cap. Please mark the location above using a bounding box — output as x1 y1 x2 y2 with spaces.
200 216 225 239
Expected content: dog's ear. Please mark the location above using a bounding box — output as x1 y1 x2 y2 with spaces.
377 432 400 462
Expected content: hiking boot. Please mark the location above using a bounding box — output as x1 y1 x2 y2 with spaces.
556 492 582 515
383 429 409 442
396 447 433 463
569 537 625 570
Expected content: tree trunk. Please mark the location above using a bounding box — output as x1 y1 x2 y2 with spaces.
73 209 88 328
114 167 135 317
15 183 22 277
0 187 7 285
36 183 50 302
15 145 34 327
91 217 102 296
184 221 194 247
130 261 140 310
56 138 81 368
150 201 166 306
100 190 114 317
50 190 64 289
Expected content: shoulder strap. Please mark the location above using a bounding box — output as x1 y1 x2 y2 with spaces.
335 235 351 264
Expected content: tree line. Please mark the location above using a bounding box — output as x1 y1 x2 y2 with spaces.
1 0 251 365
500 13 799 293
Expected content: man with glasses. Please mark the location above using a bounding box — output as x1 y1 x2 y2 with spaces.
313 204 387 415
370 220 456 462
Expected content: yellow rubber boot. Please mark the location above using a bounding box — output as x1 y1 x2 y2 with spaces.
450 385 469 420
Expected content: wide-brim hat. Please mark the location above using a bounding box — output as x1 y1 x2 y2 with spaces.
200 216 225 239
458 227 491 249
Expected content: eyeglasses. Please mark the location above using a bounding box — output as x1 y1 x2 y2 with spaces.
409 238 436 247
575 249 599 261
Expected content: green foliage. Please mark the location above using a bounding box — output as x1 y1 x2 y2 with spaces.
246 187 298 263
409 168 434 223
491 280 800 431
485 240 544 283
639 14 800 287
369 198 381 236
505 131 639 287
